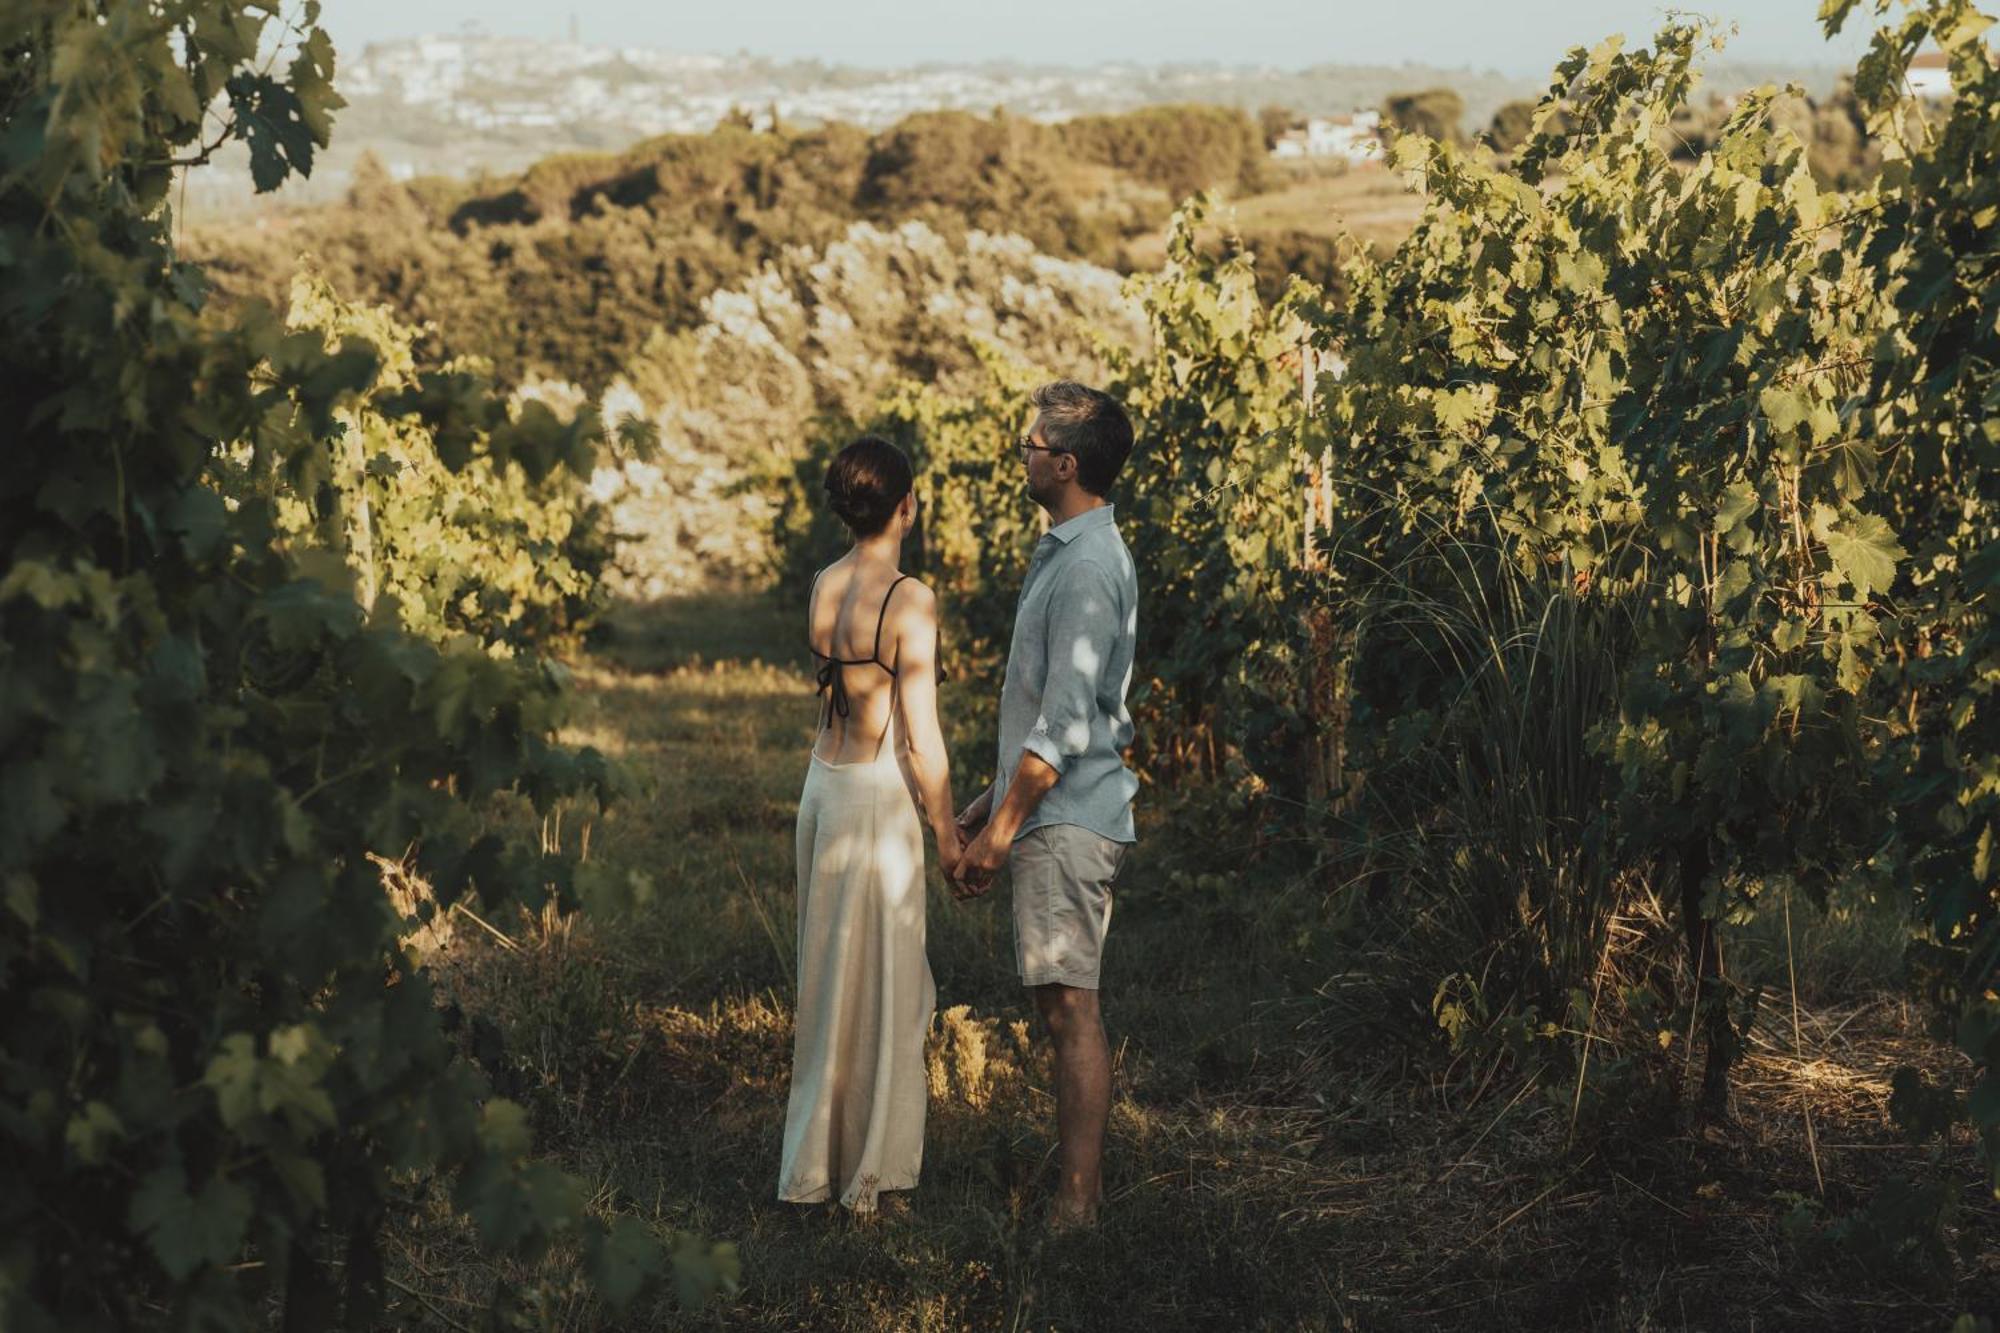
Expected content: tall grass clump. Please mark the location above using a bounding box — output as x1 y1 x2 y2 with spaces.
1327 505 1643 1054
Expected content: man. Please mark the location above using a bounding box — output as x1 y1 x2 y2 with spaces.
951 380 1139 1230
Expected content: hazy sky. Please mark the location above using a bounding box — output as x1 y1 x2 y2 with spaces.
321 1 1878 76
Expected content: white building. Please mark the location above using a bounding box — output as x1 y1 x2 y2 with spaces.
1273 110 1382 164
1906 51 1953 100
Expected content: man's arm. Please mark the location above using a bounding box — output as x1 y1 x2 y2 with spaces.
1018 561 1121 778
956 782 996 838
985 752 1060 845
950 560 1121 899
951 751 1058 899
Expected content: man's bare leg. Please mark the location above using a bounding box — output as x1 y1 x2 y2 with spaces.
1033 982 1110 1224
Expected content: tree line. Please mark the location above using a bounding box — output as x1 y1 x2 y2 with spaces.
188 102 1285 394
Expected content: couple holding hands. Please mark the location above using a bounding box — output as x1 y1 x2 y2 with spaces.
777 380 1140 1229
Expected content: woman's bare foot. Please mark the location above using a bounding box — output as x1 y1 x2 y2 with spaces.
847 1192 911 1225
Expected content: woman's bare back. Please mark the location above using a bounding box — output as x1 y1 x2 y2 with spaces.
808 556 913 765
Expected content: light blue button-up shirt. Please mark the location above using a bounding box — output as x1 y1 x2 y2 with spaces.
992 505 1139 844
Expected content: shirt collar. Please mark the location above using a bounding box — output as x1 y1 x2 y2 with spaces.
1044 504 1116 545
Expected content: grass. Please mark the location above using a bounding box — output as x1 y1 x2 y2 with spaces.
390 592 1999 1331
1117 162 1423 272
1228 163 1425 246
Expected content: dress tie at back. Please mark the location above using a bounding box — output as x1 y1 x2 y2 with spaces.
815 655 855 719
811 574 911 722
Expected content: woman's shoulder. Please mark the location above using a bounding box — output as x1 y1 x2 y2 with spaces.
887 574 937 613
808 556 858 603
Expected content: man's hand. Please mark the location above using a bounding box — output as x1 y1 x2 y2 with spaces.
950 823 1009 901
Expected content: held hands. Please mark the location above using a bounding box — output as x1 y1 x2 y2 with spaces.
951 823 1009 900
948 787 1001 900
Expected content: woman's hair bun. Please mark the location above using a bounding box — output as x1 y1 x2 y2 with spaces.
823 436 913 538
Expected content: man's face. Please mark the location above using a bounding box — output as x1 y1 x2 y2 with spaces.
1021 414 1066 508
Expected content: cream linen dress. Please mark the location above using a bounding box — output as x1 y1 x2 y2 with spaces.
778 577 936 1211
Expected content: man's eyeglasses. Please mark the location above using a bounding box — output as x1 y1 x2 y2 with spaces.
1015 434 1069 459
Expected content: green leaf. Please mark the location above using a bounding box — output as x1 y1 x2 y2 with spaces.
64 1101 124 1165
1817 435 1877 500
129 1165 252 1281
204 1034 261 1129
0 561 81 610
669 1233 742 1308
1937 7 1996 52
226 72 316 192
587 1216 666 1311
288 27 345 146
1555 250 1607 295
0 761 67 847
1817 510 1906 599
272 1150 328 1212
1758 385 1808 436
1970 1072 2000 1130
3 872 37 927
1817 0 1860 38
260 575 363 650
479 1098 534 1162
166 484 231 561
1432 386 1488 437
1715 479 1758 535
456 1157 583 1254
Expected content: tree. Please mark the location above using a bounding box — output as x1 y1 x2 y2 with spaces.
1057 104 1269 198
1259 104 1300 149
1381 87 1467 144
1484 98 1537 152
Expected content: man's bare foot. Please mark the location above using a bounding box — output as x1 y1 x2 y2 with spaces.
1047 1197 1098 1232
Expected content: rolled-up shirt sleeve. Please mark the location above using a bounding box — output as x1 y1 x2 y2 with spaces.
1020 561 1121 774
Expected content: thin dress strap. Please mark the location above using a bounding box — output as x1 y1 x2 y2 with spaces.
809 573 911 731
872 574 911 671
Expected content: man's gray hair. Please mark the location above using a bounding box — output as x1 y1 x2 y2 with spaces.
1032 381 1134 497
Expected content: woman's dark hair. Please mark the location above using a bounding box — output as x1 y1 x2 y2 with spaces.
823 435 914 537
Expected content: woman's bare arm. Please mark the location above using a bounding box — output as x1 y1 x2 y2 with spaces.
890 581 960 868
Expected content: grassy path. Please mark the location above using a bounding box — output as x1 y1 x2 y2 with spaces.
545 594 1339 1329
420 594 1996 1330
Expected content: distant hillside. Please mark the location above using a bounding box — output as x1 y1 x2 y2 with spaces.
183 54 1884 395
185 105 1383 392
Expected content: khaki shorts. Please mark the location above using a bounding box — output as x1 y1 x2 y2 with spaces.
1008 824 1130 990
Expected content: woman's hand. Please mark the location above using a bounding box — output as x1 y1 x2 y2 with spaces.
951 822 1009 899
934 819 966 883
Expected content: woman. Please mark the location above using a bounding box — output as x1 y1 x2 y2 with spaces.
778 436 961 1214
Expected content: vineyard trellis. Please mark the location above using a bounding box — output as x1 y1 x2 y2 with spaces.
1303 0 2000 1176
0 3 732 1327
5 0 1999 1324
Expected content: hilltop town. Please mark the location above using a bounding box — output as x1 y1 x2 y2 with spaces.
176 30 1862 213
184 31 1537 210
